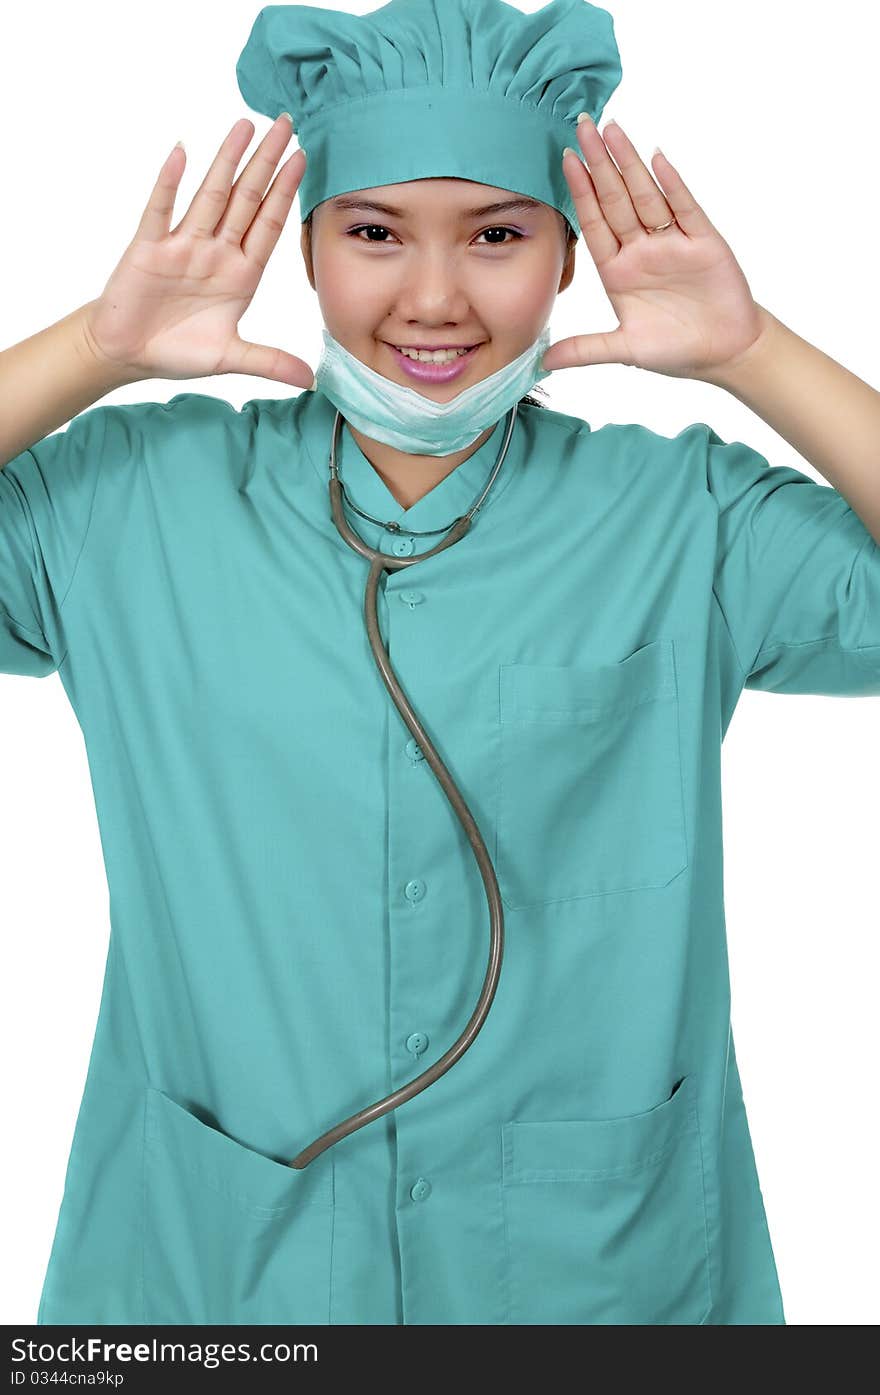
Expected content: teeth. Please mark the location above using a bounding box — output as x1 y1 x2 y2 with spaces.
396 346 472 363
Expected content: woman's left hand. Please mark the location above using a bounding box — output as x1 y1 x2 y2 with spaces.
542 115 769 384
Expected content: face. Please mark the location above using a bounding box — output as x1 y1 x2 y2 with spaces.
301 176 575 401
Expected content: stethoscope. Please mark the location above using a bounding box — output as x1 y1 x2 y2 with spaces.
287 406 516 1169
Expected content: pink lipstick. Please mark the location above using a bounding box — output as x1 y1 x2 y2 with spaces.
387 342 482 383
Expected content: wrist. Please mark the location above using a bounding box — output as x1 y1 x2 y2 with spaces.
700 304 784 396
75 300 147 391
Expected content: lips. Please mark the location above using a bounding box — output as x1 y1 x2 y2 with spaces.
387 342 481 384
392 344 479 352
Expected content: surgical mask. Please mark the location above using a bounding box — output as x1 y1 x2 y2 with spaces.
311 323 553 456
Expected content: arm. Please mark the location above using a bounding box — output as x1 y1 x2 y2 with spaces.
704 305 880 546
1 116 313 476
553 121 880 545
0 301 143 471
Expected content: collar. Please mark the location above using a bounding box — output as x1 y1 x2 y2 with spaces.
299 387 527 556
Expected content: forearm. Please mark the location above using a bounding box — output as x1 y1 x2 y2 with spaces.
0 302 143 470
706 305 880 545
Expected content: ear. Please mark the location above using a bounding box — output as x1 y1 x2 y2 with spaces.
300 220 316 291
558 237 576 294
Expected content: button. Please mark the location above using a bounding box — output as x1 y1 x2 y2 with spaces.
410 1178 432 1201
391 536 416 556
399 589 425 608
406 1031 429 1055
405 737 425 762
405 878 426 903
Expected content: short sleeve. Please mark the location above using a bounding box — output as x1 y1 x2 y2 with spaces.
0 404 123 678
706 426 880 695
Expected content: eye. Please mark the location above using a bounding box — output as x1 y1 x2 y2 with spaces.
475 227 524 246
346 225 524 246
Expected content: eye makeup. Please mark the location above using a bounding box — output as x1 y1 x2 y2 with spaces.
345 224 526 245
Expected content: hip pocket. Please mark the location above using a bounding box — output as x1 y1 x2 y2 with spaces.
495 638 688 908
142 1086 333 1324
501 1073 711 1324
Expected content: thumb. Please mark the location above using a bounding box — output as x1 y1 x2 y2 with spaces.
221 337 316 390
541 328 631 374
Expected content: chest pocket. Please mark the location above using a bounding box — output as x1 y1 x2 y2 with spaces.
495 638 688 908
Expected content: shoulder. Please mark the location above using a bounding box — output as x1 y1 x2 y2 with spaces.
131 389 300 437
108 390 306 492
521 400 720 483
149 389 294 436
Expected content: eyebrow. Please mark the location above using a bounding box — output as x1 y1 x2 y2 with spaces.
329 195 543 219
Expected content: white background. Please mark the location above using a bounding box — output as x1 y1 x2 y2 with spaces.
1 0 878 1326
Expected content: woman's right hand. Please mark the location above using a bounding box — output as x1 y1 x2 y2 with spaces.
81 115 314 389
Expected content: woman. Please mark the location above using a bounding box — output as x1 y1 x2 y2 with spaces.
2 0 878 1326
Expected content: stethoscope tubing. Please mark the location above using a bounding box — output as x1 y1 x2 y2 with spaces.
287 413 511 1169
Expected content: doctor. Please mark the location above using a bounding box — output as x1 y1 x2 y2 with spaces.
3 0 879 1326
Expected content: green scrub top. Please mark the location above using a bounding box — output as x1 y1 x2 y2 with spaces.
2 386 879 1327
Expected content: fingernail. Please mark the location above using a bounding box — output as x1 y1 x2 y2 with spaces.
279 111 294 124
562 147 581 163
576 112 594 125
307 372 316 391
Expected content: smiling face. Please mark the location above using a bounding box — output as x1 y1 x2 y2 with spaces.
300 176 577 401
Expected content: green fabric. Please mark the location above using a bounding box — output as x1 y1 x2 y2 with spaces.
235 0 624 238
3 387 879 1323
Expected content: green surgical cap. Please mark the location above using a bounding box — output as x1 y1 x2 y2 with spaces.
235 0 623 240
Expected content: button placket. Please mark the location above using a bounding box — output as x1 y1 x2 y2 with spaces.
389 556 437 1229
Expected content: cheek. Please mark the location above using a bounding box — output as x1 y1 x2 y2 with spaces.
485 284 557 335
475 254 560 310
313 252 382 316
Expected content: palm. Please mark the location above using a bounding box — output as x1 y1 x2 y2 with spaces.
83 117 314 391
92 234 268 381
545 117 767 383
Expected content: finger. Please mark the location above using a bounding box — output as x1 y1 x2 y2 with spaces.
646 147 717 241
541 326 631 374
601 120 676 238
221 336 315 389
214 114 297 246
561 146 620 273
574 113 645 244
134 142 188 244
175 117 258 239
240 149 306 272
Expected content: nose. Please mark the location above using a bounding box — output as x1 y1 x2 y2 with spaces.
392 253 475 321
